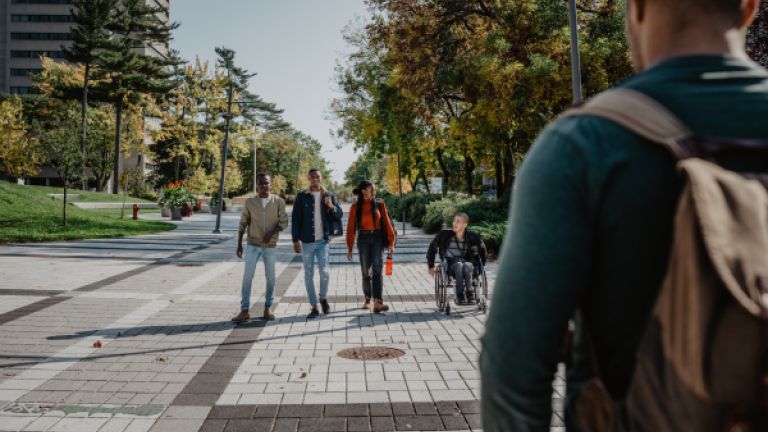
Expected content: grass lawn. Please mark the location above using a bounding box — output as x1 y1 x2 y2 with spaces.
20 184 156 203
0 181 174 244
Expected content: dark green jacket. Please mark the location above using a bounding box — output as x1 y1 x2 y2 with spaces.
480 55 768 431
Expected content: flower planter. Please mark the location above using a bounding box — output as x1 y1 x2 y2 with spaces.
171 207 183 221
160 206 171 217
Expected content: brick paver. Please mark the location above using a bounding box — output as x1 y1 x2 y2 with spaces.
0 208 565 432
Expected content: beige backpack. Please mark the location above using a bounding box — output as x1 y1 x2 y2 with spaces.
562 89 768 431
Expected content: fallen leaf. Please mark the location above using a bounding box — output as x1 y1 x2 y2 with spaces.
300 372 307 378
93 340 102 348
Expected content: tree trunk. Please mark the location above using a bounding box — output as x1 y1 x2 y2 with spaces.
464 152 475 195
435 148 449 196
503 143 515 195
420 169 430 194
407 175 415 192
112 99 123 195
63 181 68 227
495 143 504 198
81 62 90 191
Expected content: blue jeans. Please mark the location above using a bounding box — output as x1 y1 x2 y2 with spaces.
241 245 277 311
301 239 329 305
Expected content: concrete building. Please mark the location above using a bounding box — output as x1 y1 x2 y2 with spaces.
0 0 171 188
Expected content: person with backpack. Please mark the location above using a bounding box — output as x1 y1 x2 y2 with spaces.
480 0 768 431
345 180 396 313
292 168 344 319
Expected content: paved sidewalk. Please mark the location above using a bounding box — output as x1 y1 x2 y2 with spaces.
0 207 565 432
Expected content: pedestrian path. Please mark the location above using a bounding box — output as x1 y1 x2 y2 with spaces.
0 207 564 432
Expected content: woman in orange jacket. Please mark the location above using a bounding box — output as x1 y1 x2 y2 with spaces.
346 180 396 313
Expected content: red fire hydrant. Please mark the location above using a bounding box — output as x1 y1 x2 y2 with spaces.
132 204 140 220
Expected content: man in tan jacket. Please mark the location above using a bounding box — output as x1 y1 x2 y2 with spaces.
232 173 289 323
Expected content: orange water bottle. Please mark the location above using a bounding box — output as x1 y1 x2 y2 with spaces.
385 253 393 276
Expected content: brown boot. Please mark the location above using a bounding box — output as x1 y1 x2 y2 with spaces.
373 299 389 314
262 308 275 321
231 310 250 323
362 298 371 310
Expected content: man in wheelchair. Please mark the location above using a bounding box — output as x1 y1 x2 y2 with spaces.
427 213 487 305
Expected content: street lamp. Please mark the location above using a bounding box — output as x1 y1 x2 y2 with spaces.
568 0 583 104
396 149 405 236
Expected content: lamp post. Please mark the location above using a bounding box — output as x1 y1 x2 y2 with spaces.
396 149 405 236
213 70 234 234
568 0 583 104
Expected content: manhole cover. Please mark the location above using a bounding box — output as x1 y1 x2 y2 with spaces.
337 346 405 361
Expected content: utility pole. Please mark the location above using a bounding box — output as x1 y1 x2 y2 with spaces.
213 70 234 234
253 140 257 195
568 0 583 104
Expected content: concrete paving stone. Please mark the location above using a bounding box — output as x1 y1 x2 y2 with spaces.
147 418 204 432
127 394 155 405
223 419 275 432
456 401 479 415
277 404 323 418
49 417 110 432
161 405 211 419
22 415 61 431
95 417 133 432
273 418 299 432
298 417 346 432
172 393 219 406
440 414 469 431
349 392 390 404
394 415 443 431
464 414 481 429
0 415 36 431
237 394 282 405
208 405 256 419
370 417 395 432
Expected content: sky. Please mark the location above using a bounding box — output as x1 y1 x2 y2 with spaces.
169 0 370 183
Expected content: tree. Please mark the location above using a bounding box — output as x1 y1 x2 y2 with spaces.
35 105 85 227
63 0 117 188
0 97 42 180
335 0 631 197
95 0 180 194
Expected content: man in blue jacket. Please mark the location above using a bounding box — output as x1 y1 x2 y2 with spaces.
291 168 343 319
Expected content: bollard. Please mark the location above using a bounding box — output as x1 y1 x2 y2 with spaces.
132 203 140 220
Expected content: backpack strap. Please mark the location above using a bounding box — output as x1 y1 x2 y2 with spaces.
560 88 694 160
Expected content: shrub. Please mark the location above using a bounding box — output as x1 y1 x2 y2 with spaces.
409 194 442 228
455 197 509 225
473 221 507 257
422 194 472 233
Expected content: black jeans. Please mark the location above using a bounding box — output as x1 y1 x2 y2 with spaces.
358 231 384 300
450 261 473 298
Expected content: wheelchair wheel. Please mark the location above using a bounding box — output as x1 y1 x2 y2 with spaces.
477 269 489 314
435 270 447 311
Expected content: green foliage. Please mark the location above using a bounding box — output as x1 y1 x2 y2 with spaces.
334 0 632 198
455 197 509 226
162 184 196 208
422 194 510 234
423 194 472 234
0 97 41 179
473 222 507 257
124 167 152 200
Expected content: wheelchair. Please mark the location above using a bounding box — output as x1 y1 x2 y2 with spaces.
434 257 489 315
